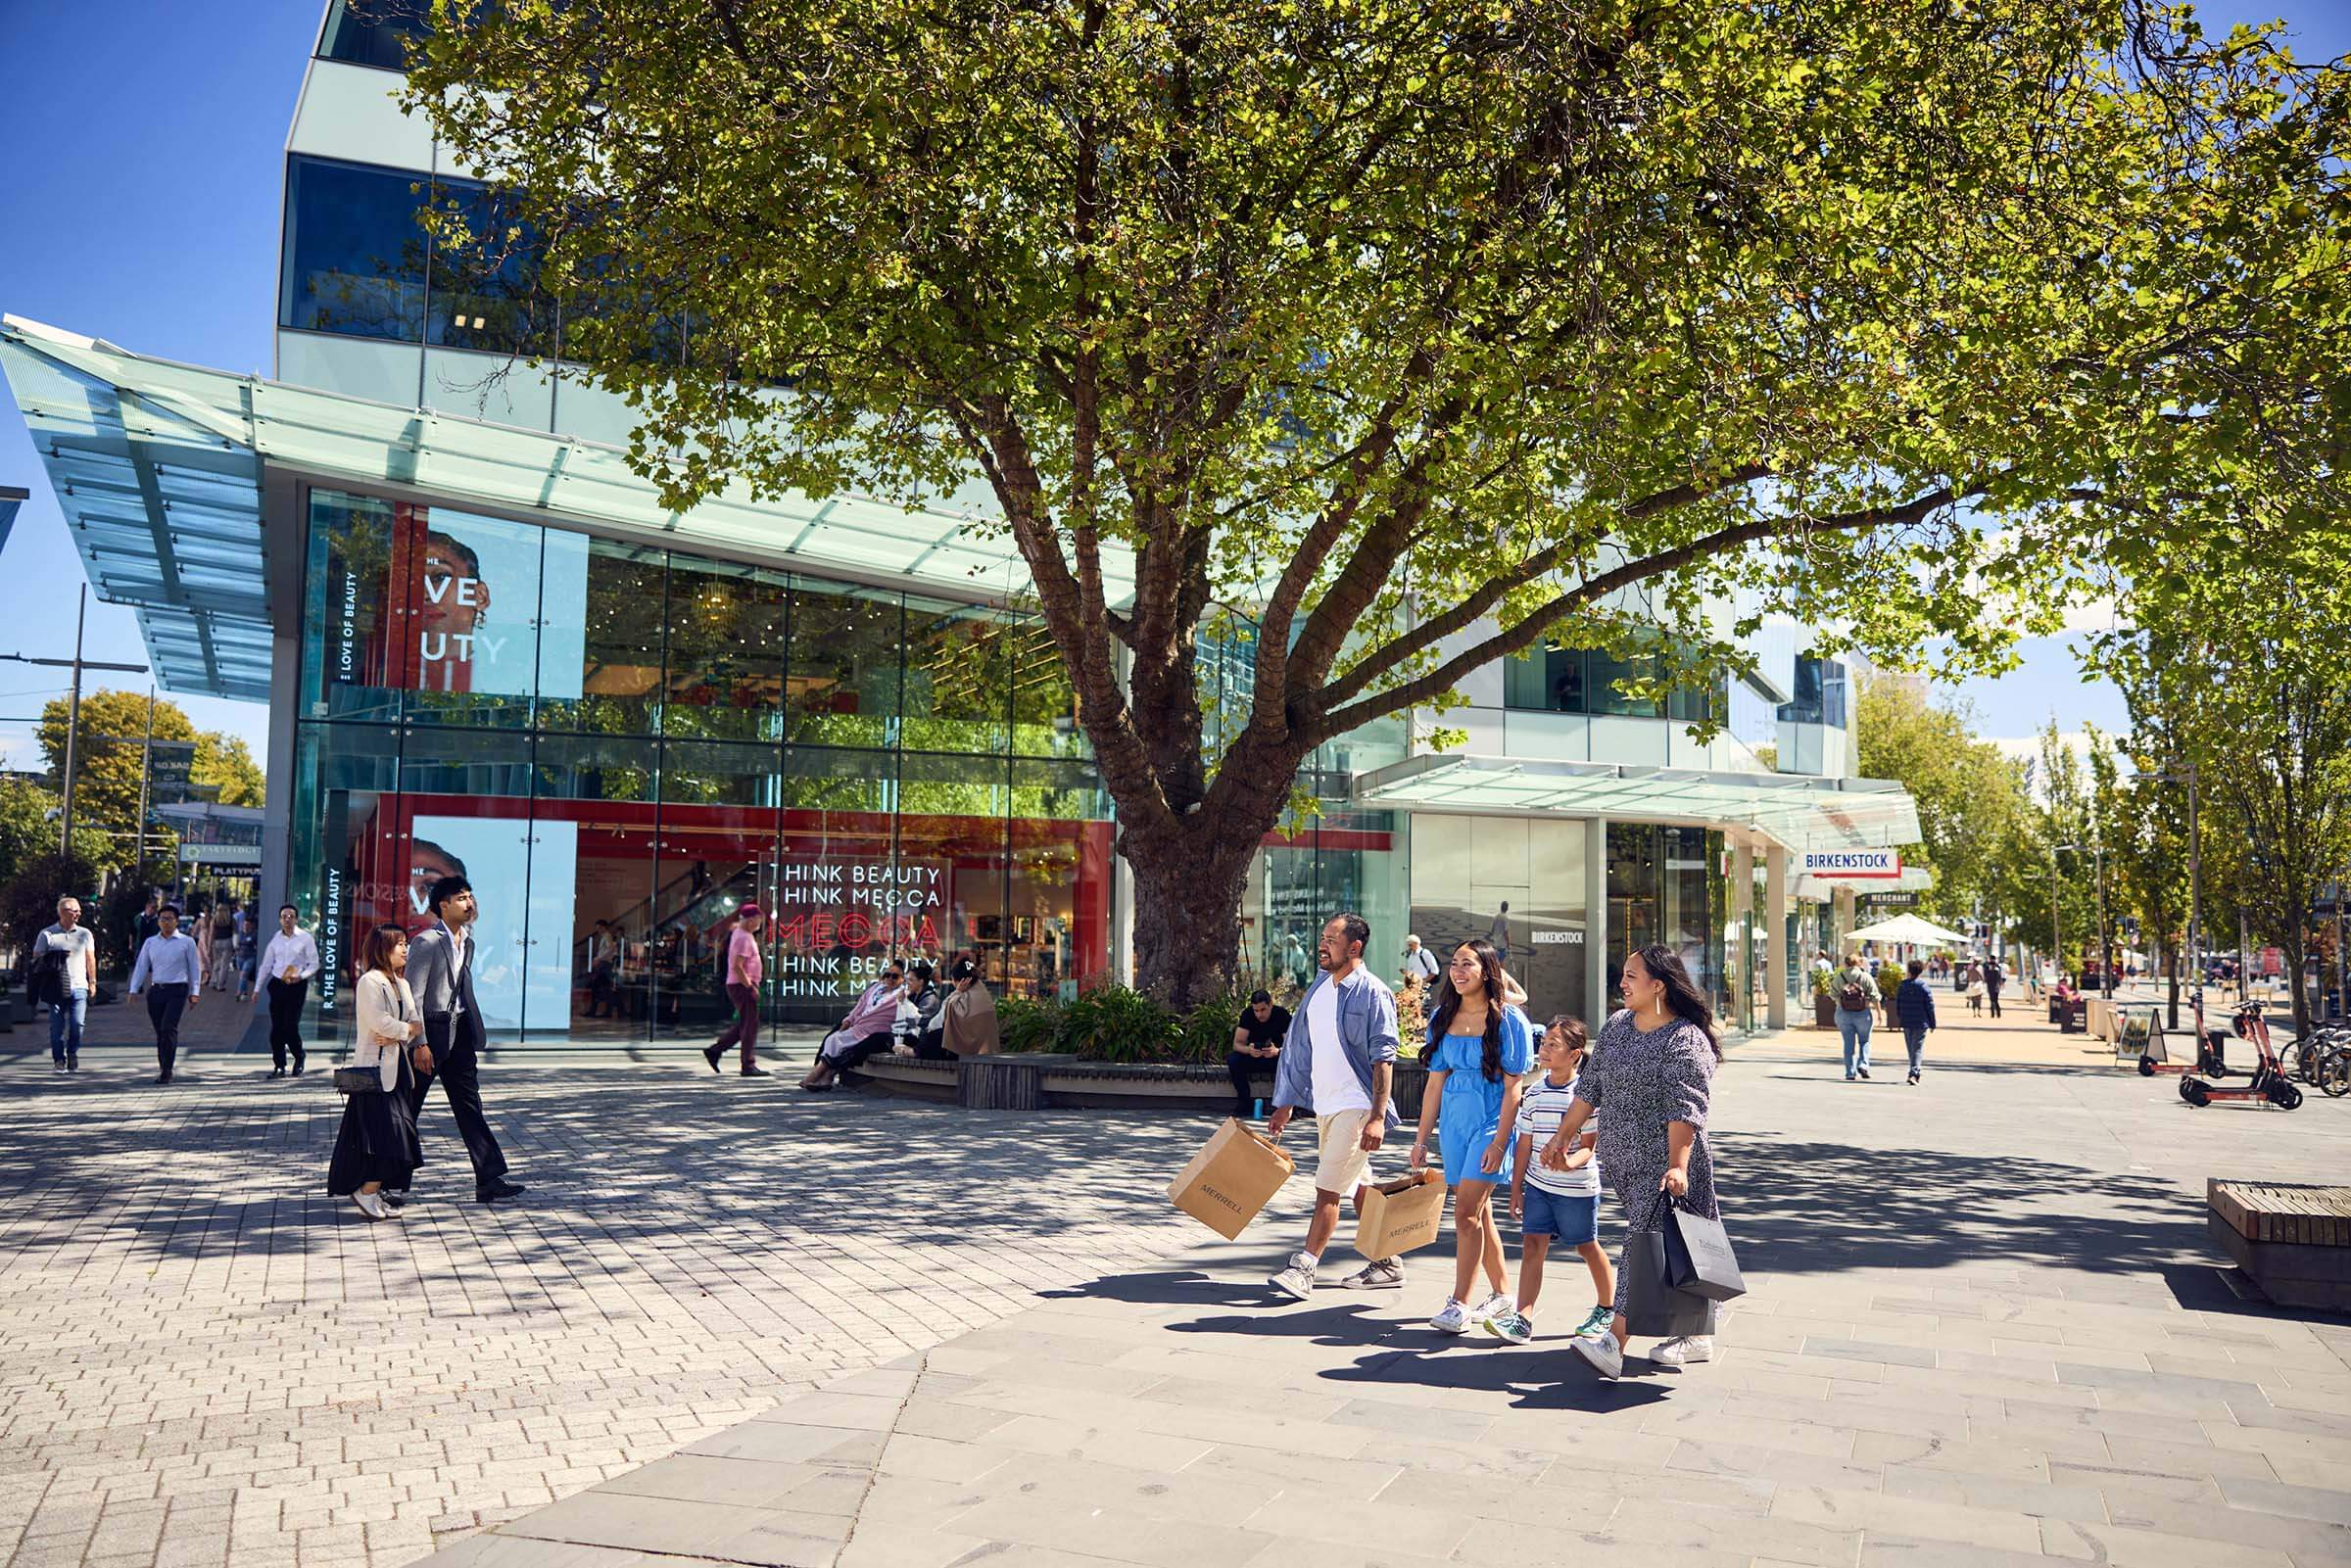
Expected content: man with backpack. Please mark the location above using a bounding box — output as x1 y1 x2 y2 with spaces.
1834 953 1881 1081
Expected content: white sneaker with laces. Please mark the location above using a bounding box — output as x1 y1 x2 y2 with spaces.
1650 1334 1714 1367
1470 1290 1513 1327
352 1191 388 1221
1338 1258 1406 1290
1268 1253 1317 1301
1430 1299 1472 1334
1570 1333 1625 1379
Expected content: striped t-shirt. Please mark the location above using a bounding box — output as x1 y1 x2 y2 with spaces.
1513 1073 1602 1197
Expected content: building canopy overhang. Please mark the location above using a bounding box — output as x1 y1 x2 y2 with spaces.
0 316 1137 702
1353 753 1921 855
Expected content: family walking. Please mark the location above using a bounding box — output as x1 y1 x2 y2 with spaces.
1262 911 1728 1377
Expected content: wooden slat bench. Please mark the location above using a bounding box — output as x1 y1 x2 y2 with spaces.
2207 1179 2351 1309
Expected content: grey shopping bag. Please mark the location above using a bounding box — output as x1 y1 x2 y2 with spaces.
1622 1200 1713 1337
1662 1198 1747 1302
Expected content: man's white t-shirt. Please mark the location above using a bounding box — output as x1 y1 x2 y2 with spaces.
1306 976 1370 1117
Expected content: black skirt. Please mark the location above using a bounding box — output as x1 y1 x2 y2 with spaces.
326 1056 423 1195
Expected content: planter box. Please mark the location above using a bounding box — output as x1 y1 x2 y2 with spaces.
845 1052 1435 1117
1814 996 1836 1028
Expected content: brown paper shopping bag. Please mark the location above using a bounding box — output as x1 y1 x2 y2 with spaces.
1167 1118 1295 1239
1354 1170 1447 1259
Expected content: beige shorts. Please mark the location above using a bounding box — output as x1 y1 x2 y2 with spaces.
1314 1108 1377 1195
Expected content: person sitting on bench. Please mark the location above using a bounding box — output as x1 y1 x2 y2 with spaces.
800 963 907 1090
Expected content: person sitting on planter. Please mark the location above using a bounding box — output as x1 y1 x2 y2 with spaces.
801 963 907 1090
896 960 948 1057
940 958 1000 1056
1226 989 1292 1118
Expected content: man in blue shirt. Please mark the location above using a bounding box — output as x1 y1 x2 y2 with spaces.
1266 912 1404 1298
128 905 206 1084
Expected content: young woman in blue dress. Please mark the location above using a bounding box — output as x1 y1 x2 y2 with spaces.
1411 939 1536 1334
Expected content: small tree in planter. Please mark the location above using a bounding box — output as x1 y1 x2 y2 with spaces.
1812 969 1838 1028
1876 962 1907 1027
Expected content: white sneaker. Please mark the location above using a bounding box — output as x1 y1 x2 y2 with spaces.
1650 1334 1714 1367
1430 1299 1472 1334
1268 1254 1317 1301
1338 1258 1406 1290
1470 1290 1513 1327
352 1191 387 1221
1570 1333 1625 1379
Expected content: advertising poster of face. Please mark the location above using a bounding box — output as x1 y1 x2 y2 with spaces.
409 815 578 1032
321 498 588 703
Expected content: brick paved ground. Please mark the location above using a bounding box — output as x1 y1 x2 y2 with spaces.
426 1035 2351 1568
0 1038 1216 1568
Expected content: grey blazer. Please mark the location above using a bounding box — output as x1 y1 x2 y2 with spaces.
406 923 484 1052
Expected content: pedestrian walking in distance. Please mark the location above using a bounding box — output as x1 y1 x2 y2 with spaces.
1546 943 1726 1379
128 904 205 1083
1834 953 1880 1080
1983 956 2006 1019
704 904 770 1076
329 925 426 1220
1412 939 1534 1336
207 903 236 993
32 894 97 1071
1895 959 1939 1086
1402 934 1440 986
406 875 525 1205
260 904 320 1076
1265 912 1408 1297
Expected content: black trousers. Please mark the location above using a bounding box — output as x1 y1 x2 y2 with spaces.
267 976 310 1069
146 983 190 1074
1987 985 2003 1018
412 1016 509 1191
1225 1053 1272 1115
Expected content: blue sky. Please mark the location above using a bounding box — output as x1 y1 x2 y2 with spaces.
1 0 2346 771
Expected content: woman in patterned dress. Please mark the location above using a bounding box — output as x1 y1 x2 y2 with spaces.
1542 942 1722 1378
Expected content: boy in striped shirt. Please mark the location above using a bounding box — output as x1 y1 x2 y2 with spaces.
1490 1015 1614 1344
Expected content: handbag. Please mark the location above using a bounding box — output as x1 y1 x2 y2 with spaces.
337 976 413 1095
1661 1196 1748 1302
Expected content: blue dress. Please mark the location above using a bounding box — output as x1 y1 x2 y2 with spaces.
1427 1008 1535 1188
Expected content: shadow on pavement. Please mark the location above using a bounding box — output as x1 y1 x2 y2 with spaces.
1321 1343 1678 1411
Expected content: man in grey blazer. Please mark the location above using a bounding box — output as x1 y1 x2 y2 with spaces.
408 875 524 1204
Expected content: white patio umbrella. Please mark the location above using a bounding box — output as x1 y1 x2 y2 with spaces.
1847 913 1970 947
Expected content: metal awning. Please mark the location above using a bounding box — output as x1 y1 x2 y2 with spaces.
0 315 1139 701
0 484 25 556
1354 753 1920 854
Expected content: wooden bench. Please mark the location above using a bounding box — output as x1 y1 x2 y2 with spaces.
956 1052 1082 1111
2207 1179 2351 1309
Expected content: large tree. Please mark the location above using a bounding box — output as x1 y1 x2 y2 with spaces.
33 690 265 874
1851 671 2029 925
408 0 2351 1000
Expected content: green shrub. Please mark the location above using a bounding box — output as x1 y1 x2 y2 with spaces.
995 993 1063 1053
1875 963 1905 1001
1179 992 1246 1065
1057 982 1179 1062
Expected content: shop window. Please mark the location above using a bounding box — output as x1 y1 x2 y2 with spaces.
281 156 429 342
662 552 789 742
1009 758 1114 995
787 579 901 747
1778 654 1848 728
393 729 543 1029
317 0 429 70
539 538 667 735
902 596 1013 754
533 734 656 1040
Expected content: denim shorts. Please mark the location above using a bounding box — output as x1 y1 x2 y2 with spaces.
1520 1186 1600 1245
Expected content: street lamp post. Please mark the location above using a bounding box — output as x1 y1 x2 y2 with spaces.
2 594 150 866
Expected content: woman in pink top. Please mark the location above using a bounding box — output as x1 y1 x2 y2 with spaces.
703 906 769 1076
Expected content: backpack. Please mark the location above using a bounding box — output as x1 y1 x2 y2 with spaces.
1838 975 1870 1012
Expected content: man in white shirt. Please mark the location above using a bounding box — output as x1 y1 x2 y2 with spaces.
1401 934 1440 986
1266 912 1404 1298
128 904 205 1084
259 904 321 1077
33 895 98 1071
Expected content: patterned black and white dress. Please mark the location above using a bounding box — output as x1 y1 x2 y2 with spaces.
1575 1008 1721 1330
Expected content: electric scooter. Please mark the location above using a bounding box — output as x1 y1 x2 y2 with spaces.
2180 1000 2302 1109
2137 1017 2232 1077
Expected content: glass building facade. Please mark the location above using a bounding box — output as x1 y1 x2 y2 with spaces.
290 485 1113 1043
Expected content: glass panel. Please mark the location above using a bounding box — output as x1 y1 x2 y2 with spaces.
1778 654 1848 728
1008 613 1086 757
424 178 552 355
648 740 782 1038
395 728 538 1033
1589 649 1664 718
1661 825 1717 1006
901 596 1012 755
1606 822 1661 1003
539 537 665 734
281 156 428 342
532 734 657 1041
773 746 897 1023
787 579 901 747
303 489 404 723
1009 758 1115 998
289 722 404 1046
898 751 1011 984
1504 645 1588 713
661 552 789 742
317 0 429 69
1524 818 1588 1023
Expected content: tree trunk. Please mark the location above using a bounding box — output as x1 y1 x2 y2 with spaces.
2281 927 2312 1045
1123 824 1261 1009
